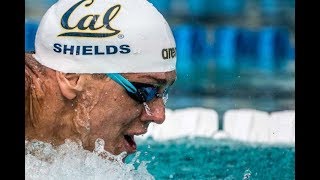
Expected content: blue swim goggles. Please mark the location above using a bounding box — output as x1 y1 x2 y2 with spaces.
106 73 169 104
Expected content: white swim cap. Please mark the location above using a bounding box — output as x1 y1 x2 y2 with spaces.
33 0 176 73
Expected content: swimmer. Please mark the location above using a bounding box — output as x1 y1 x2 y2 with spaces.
25 0 177 159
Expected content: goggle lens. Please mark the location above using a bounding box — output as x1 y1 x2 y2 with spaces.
130 82 168 104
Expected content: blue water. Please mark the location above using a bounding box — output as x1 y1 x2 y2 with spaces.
126 138 295 179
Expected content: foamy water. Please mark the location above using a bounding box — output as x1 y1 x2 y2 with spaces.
25 139 154 180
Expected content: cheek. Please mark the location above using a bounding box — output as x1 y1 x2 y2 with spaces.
88 94 143 131
110 92 144 119
86 81 143 122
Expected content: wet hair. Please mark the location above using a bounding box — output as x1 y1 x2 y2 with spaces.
91 74 106 80
25 52 47 75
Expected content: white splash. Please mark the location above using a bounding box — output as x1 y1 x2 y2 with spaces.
25 139 154 180
243 169 252 180
143 102 153 116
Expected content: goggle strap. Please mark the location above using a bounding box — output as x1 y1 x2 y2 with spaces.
106 73 137 93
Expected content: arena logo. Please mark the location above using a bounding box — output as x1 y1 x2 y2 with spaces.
162 47 176 60
59 0 121 37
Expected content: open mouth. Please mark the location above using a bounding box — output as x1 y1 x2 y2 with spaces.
124 135 137 152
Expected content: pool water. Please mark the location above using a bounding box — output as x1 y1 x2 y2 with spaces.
126 137 295 179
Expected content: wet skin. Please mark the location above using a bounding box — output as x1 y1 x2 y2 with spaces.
82 72 176 156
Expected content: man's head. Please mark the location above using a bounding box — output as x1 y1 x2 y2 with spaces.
26 0 177 156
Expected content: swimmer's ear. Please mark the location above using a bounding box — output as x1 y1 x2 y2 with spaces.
56 72 85 100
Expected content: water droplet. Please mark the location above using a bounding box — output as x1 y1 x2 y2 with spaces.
94 138 105 153
143 102 152 116
243 169 251 180
129 151 141 165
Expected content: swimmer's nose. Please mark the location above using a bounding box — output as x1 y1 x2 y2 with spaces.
142 98 165 124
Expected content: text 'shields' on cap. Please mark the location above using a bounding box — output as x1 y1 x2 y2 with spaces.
33 0 177 73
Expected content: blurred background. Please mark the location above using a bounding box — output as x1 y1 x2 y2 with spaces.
25 0 295 129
